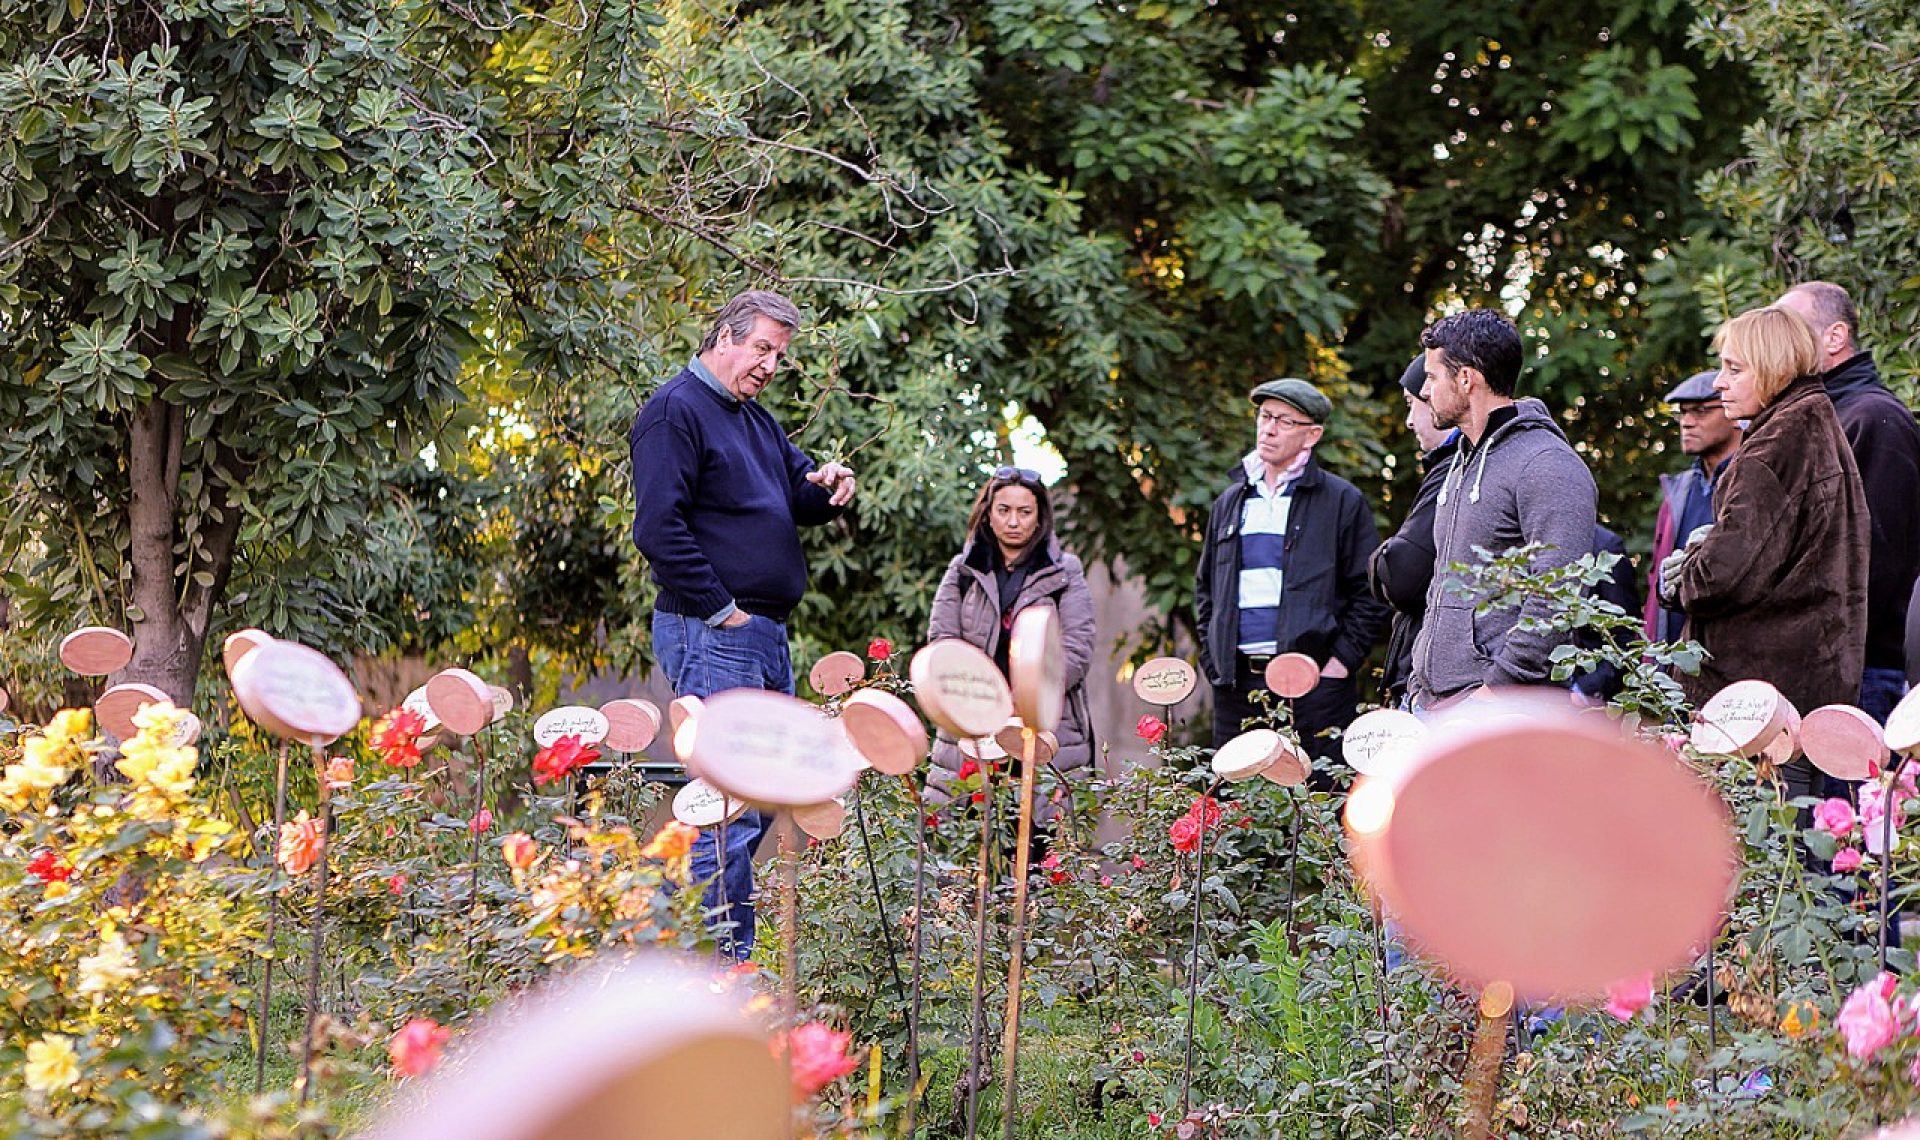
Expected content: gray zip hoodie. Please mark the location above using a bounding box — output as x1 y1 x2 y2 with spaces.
1409 398 1598 704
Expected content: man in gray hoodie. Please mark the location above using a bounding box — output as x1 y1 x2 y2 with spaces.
1408 309 1599 708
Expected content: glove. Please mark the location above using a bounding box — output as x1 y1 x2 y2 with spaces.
1657 547 1689 608
1658 525 1714 607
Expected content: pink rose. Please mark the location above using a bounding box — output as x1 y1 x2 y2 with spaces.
1136 715 1168 745
1863 783 1906 837
1834 847 1865 874
1838 973 1904 1060
1813 798 1857 840
778 1022 859 1102
468 807 493 834
1603 972 1653 1021
389 1018 451 1078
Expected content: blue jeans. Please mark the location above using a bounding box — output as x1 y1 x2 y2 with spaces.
653 610 795 959
1862 667 1910 726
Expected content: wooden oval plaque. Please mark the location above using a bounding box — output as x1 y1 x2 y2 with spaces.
1259 733 1310 787
667 695 704 736
1264 653 1321 700
792 798 847 840
96 682 170 740
1211 728 1280 781
601 698 662 753
427 668 495 736
490 686 515 721
1132 657 1198 706
230 641 362 745
840 689 928 776
1887 687 1920 759
1373 705 1734 1000
1009 608 1066 733
1690 679 1788 758
909 639 1013 739
357 956 787 1140
1342 708 1427 778
958 733 1009 762
222 628 272 683
672 778 748 828
1801 704 1885 782
993 718 1059 765
534 706 610 749
690 690 864 807
59 626 133 677
807 651 866 698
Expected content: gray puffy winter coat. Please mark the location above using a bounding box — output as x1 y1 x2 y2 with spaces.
924 534 1097 819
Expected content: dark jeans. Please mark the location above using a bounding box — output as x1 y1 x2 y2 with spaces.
653 610 795 959
1862 667 1910 726
1210 659 1359 789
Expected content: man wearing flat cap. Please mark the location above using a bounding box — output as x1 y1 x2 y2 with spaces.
1644 370 1741 644
1195 378 1388 767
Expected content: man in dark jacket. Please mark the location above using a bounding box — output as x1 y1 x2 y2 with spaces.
1369 355 1459 705
1644 371 1741 643
1195 378 1387 761
629 288 857 958
1778 282 1920 721
1409 309 1599 708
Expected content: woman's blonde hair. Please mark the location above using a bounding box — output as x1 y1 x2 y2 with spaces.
1713 305 1822 406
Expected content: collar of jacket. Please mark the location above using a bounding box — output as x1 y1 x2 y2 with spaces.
1422 434 1461 469
1749 373 1832 431
1236 450 1324 493
1821 351 1882 400
960 531 1062 577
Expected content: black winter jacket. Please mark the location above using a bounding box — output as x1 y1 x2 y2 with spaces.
1369 435 1459 700
1824 353 1920 672
1194 455 1388 689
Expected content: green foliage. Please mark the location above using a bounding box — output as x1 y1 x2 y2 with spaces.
1689 0 1920 401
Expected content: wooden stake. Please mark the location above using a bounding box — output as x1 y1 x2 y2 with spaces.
253 742 290 1094
297 745 333 1106
963 747 996 1140
999 729 1041 1139
780 819 800 1140
904 778 929 1138
1461 981 1514 1140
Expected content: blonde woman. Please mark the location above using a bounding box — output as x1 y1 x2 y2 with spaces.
1661 306 1869 790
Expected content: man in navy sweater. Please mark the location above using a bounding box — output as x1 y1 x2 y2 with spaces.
629 289 856 958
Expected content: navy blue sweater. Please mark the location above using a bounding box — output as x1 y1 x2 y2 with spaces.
629 369 843 622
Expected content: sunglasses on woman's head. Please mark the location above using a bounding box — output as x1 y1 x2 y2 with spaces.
992 466 1043 485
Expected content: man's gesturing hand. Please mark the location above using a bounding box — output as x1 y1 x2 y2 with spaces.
806 462 857 507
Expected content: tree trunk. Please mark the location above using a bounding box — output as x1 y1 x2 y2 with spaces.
119 399 246 711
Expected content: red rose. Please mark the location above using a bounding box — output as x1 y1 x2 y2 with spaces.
956 759 979 781
778 1022 860 1101
1168 815 1202 853
1187 795 1222 831
26 849 72 883
533 734 601 785
1135 715 1168 745
370 707 428 769
867 637 894 661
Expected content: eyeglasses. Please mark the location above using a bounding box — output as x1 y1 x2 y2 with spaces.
1257 410 1318 430
992 466 1043 485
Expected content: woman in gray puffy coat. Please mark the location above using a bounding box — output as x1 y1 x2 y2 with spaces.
926 467 1097 826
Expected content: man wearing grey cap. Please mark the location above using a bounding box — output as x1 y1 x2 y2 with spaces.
1644 370 1741 644
1194 378 1387 766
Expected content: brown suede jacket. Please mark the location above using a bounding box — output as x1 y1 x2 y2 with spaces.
1675 374 1869 715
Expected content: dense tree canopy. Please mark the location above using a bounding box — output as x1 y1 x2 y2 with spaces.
0 0 1912 708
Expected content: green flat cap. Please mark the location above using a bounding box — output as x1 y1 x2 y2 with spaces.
1248 377 1331 423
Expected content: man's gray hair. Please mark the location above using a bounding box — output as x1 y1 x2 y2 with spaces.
1784 280 1860 349
699 289 802 353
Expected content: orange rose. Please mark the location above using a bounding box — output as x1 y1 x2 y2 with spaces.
277 811 326 876
323 756 354 788
501 832 539 871
641 820 698 861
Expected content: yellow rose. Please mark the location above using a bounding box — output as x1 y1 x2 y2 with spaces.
1780 1000 1821 1038
47 708 92 742
24 1034 79 1093
77 932 140 998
